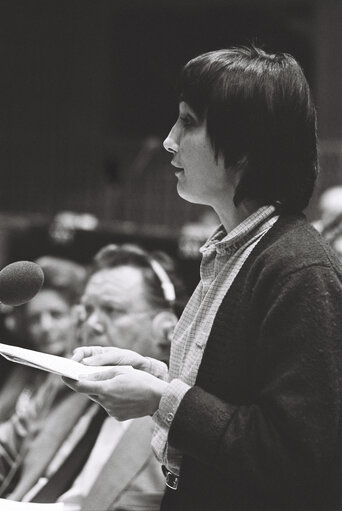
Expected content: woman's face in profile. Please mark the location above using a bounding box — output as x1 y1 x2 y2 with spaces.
163 101 232 209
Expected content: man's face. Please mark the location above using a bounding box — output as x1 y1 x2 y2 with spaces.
25 289 74 356
79 265 163 359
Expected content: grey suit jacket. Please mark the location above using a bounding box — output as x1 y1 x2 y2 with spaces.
6 392 164 510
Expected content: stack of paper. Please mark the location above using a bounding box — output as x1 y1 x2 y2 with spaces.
0 343 121 381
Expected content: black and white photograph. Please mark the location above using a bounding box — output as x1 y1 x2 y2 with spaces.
0 1 341 510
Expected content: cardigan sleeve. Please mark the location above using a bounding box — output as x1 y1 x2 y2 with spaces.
168 263 342 495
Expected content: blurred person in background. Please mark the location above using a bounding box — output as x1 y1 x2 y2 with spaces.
312 185 342 233
312 186 342 261
0 256 86 422
0 243 188 511
65 46 342 511
0 305 18 389
320 213 342 261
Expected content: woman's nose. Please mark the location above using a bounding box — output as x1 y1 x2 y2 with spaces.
163 124 179 154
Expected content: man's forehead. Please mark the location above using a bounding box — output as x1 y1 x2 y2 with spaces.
84 266 145 297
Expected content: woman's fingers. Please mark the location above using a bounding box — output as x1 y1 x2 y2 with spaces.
63 366 131 393
62 375 108 395
62 370 168 420
72 346 106 362
72 346 145 369
79 366 133 381
72 346 126 365
82 352 120 366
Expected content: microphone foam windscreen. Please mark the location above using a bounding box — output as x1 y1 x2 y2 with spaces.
0 261 45 306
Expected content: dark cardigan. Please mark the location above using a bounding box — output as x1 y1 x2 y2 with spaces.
161 215 342 511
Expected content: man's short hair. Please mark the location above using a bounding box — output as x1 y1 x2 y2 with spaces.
179 45 318 213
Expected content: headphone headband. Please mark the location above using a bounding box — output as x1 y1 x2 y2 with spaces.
149 258 176 303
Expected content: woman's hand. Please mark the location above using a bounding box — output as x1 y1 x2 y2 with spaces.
72 346 152 372
63 367 168 420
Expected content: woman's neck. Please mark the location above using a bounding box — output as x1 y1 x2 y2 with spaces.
215 200 260 234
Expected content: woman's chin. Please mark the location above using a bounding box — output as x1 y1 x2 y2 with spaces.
176 183 206 206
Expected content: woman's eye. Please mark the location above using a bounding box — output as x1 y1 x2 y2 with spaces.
180 114 194 127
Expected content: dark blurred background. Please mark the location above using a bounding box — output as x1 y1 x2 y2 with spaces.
0 0 341 293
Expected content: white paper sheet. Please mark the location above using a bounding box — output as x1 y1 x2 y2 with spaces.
0 342 130 381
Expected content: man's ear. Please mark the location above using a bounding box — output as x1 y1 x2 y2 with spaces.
151 310 178 343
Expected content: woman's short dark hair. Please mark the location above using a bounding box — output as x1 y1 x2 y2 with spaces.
179 45 318 213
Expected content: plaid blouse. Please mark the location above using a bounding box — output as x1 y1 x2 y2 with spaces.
150 205 278 475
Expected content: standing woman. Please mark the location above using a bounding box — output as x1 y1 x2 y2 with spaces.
65 46 342 511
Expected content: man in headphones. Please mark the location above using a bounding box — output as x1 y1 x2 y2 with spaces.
0 243 187 511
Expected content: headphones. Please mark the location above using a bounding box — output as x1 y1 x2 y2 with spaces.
94 243 177 306
149 258 176 303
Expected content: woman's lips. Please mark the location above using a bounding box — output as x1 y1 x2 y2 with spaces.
171 159 183 169
171 159 184 178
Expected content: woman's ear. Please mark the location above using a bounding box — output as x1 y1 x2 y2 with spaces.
232 155 248 184
151 310 178 344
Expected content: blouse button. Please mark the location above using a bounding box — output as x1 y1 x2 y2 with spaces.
167 412 174 422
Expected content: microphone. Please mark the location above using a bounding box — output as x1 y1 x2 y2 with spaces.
0 261 44 306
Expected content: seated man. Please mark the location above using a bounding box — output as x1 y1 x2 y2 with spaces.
0 244 187 511
0 255 86 422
